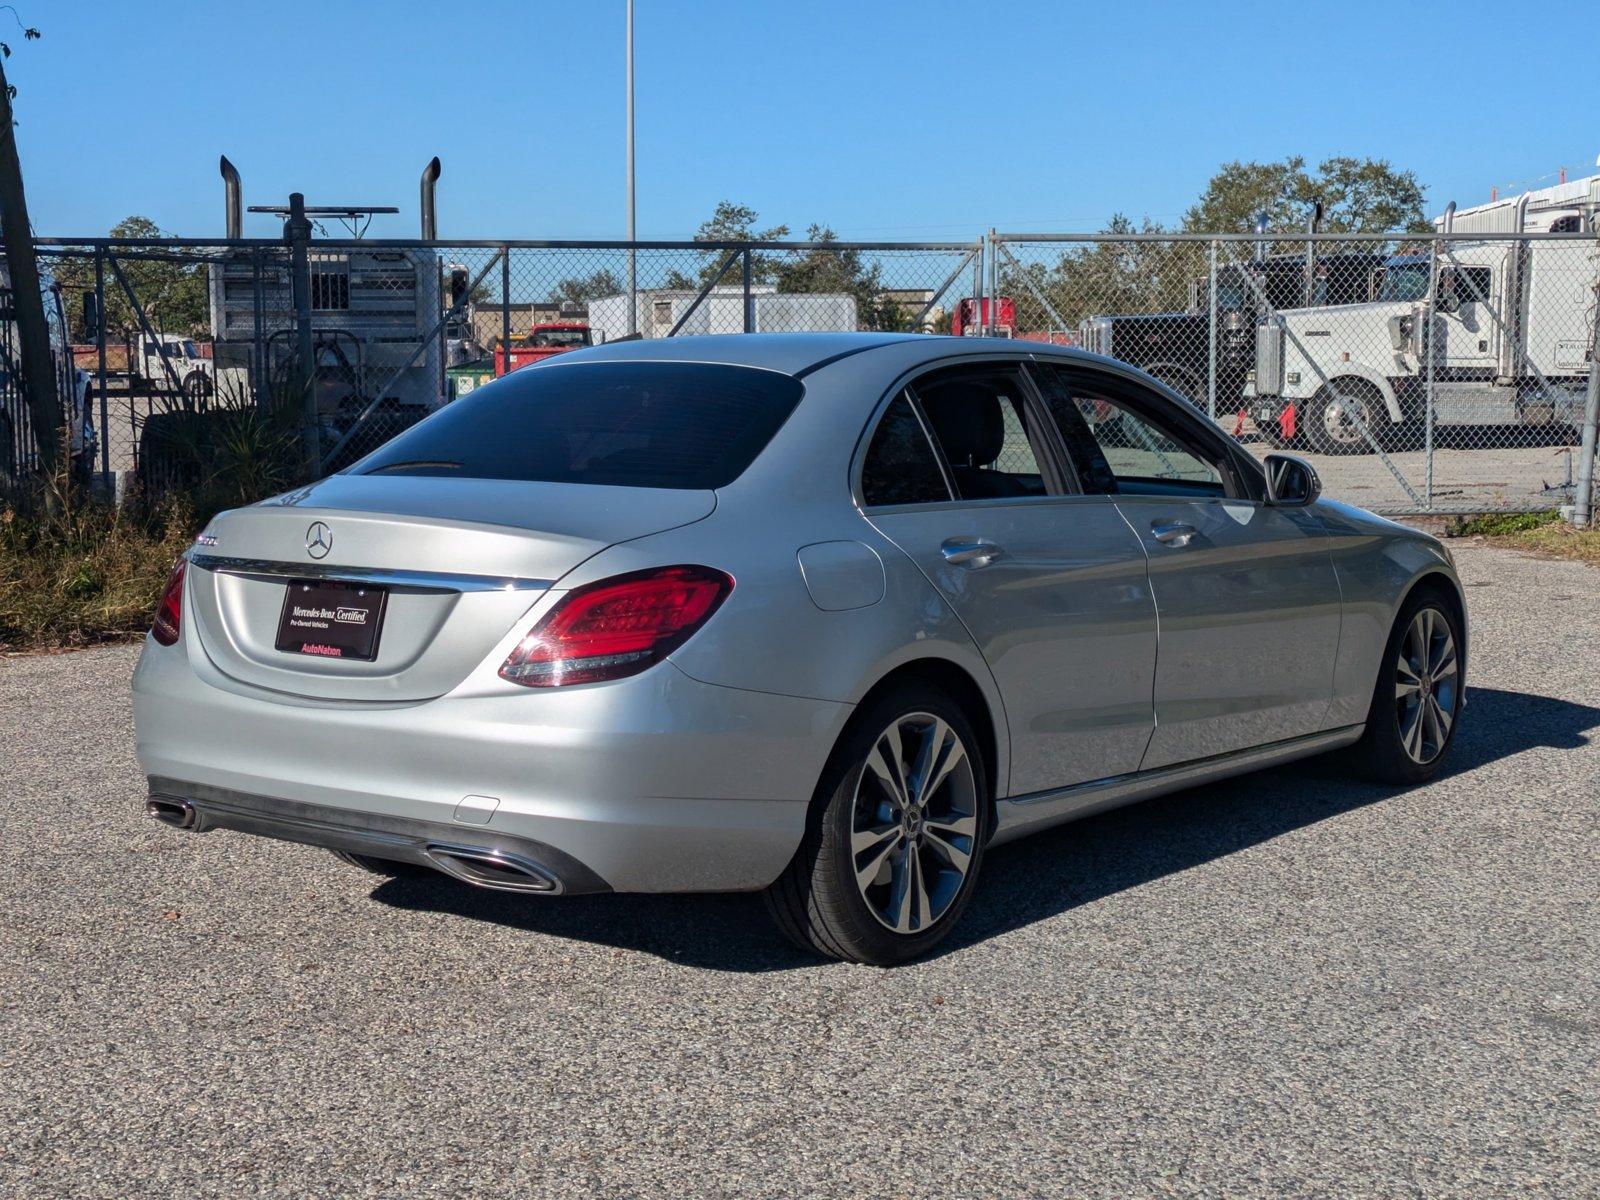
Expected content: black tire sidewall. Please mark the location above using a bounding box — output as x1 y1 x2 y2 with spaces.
1307 385 1374 456
809 684 991 964
1361 590 1464 784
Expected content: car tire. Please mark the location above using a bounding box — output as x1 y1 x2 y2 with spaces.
765 683 990 966
183 370 214 401
331 850 438 880
1304 381 1381 456
1350 587 1464 785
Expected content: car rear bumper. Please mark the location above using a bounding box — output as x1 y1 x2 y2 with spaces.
133 638 851 893
145 777 615 894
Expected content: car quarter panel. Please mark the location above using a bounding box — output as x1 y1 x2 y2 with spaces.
558 502 1012 783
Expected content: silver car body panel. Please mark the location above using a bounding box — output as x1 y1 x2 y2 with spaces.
1112 494 1342 769
134 334 1466 894
866 495 1158 793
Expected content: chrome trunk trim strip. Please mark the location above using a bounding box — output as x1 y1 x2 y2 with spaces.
189 554 552 593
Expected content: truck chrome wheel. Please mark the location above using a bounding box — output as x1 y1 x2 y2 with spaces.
1321 391 1371 448
1395 607 1459 764
850 712 979 934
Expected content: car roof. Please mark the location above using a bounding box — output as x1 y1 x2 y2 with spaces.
548 332 1117 377
558 332 934 376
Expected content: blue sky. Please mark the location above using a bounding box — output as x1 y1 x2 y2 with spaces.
12 0 1594 241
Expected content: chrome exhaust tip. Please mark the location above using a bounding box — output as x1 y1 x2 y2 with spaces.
146 797 198 830
424 843 562 894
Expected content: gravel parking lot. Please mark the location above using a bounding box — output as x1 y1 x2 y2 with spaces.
2 543 1595 1199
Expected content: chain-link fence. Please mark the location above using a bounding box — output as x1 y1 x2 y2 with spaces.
7 226 1598 517
995 230 1600 515
14 235 979 501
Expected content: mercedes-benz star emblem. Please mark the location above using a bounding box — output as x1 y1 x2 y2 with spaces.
305 521 333 559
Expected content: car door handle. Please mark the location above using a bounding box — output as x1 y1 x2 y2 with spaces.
1150 521 1197 547
941 538 1004 569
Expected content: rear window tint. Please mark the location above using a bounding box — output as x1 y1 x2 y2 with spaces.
356 361 804 489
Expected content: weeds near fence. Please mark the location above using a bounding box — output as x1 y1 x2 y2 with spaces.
1445 509 1600 565
0 497 194 652
1 397 310 652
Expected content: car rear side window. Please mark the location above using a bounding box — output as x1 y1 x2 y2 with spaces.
860 393 952 507
356 361 804 489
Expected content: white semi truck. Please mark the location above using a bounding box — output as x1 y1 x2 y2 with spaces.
129 332 214 396
1245 176 1599 453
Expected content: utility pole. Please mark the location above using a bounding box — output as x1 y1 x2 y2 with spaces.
0 54 63 482
625 0 637 336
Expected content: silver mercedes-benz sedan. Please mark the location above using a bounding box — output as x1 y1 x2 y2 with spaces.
134 333 1466 965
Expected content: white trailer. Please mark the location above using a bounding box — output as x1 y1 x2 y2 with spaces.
588 286 858 343
209 246 442 415
1244 176 1600 453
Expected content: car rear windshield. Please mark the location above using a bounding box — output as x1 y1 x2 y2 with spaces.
355 361 804 489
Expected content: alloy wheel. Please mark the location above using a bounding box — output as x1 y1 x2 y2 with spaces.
850 712 979 934
1395 607 1459 764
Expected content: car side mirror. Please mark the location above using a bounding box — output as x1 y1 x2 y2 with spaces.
1264 453 1321 506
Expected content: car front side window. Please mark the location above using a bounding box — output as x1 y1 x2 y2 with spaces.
1031 364 1228 499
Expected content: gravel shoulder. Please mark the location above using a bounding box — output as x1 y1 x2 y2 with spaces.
1 544 1595 1199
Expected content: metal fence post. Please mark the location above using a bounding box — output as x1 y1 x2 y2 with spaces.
1425 239 1439 509
970 248 982 335
285 193 317 473
93 247 109 480
742 248 754 333
250 247 265 411
986 230 996 335
501 247 511 371
1574 264 1600 527
1206 238 1218 420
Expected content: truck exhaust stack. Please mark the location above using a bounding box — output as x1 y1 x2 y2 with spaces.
420 157 441 240
220 156 242 239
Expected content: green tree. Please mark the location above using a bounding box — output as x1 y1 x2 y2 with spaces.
1001 213 1197 332
772 225 906 331
1183 156 1428 234
660 205 912 330
55 215 209 341
549 268 623 306
663 200 790 290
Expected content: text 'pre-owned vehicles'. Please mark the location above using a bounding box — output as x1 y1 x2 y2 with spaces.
134 333 1467 964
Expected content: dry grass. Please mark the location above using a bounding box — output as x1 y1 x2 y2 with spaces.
1446 510 1600 566
1477 523 1600 564
0 501 196 653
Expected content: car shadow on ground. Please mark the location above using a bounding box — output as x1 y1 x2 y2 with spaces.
371 686 1598 973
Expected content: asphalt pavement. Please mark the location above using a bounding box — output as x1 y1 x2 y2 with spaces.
1 543 1595 1198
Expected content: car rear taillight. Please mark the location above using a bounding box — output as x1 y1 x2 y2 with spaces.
151 558 187 646
499 565 733 688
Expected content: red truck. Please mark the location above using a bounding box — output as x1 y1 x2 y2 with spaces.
493 322 592 376
950 296 1015 337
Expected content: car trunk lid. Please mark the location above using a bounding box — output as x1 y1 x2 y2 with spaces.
187 475 714 701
